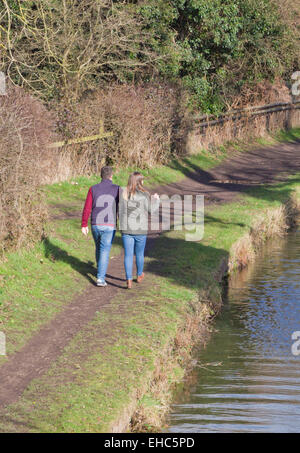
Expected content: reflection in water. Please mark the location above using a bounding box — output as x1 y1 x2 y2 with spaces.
168 230 300 433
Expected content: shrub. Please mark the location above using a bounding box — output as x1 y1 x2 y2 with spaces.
52 83 184 175
138 0 299 113
0 84 55 252
1 0 298 113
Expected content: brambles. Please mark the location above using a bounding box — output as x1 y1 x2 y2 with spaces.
0 0 299 253
0 0 158 101
0 1 298 112
52 83 183 174
0 84 55 252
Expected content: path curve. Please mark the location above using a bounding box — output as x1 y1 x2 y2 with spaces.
0 139 300 409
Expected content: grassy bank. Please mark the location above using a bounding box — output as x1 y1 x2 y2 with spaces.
1 178 300 432
0 140 229 360
0 128 300 432
1 127 299 360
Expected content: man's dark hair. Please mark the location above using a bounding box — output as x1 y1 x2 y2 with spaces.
101 166 113 180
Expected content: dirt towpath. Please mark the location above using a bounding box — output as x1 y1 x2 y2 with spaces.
0 138 300 410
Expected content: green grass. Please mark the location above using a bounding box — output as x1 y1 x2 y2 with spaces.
0 138 233 357
274 127 300 143
44 126 300 210
1 171 300 432
44 149 227 209
0 216 123 361
1 126 300 431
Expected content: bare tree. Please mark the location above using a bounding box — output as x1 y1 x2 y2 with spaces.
0 0 159 100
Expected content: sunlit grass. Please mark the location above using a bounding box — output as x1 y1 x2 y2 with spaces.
1 127 300 430
1 171 300 432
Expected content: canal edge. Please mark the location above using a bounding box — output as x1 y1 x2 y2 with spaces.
111 191 300 433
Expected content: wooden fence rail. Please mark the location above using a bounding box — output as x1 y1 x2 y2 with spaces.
48 120 113 148
47 100 300 149
194 100 300 129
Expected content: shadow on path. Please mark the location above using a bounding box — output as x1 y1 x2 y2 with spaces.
1 138 300 421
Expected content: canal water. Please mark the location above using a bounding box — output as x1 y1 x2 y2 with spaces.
168 230 300 433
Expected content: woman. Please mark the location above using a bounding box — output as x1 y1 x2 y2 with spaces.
119 172 160 289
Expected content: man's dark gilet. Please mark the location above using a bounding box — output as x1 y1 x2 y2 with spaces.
91 179 119 225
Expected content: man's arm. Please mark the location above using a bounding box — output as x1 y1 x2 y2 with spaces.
81 188 93 235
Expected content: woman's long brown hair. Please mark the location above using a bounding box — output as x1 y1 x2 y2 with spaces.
126 172 149 200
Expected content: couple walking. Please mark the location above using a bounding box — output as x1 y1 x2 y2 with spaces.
81 166 160 289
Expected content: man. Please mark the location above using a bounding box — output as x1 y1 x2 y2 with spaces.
81 166 119 287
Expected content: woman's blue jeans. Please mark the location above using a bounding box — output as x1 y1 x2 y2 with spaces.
122 234 147 280
91 225 115 282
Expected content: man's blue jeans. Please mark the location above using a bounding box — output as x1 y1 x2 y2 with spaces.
91 225 115 282
122 234 147 280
